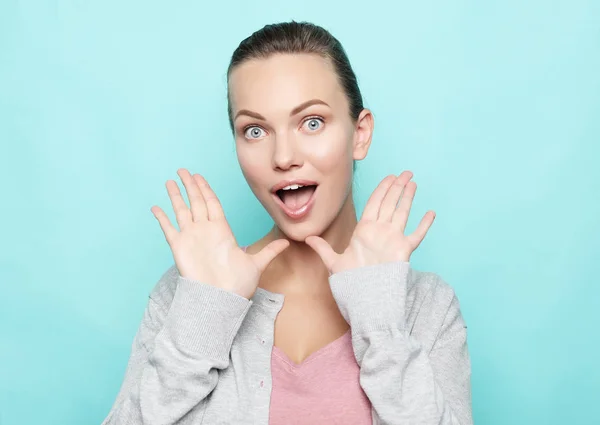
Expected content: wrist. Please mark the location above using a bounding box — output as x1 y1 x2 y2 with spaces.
329 261 410 333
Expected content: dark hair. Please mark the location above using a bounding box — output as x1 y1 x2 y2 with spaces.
226 21 364 132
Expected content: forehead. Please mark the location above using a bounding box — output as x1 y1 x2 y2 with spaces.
228 53 347 117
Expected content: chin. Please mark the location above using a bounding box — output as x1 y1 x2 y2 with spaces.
275 220 324 242
271 206 340 243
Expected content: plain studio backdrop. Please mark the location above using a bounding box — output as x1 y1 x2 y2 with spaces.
0 1 598 424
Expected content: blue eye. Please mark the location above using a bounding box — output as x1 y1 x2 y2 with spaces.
244 126 266 139
303 117 324 132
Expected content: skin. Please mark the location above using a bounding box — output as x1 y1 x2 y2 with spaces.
151 52 435 364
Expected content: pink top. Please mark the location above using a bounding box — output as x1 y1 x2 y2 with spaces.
268 328 373 424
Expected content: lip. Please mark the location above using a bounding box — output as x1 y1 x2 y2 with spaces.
271 179 319 220
270 179 319 193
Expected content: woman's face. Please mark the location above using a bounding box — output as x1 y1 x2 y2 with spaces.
228 53 372 241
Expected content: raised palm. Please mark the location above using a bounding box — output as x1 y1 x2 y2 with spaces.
151 168 288 299
306 171 435 274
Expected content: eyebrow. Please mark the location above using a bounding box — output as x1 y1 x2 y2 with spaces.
233 99 330 122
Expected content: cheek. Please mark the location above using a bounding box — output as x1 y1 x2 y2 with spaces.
236 148 258 180
305 128 354 174
236 145 271 194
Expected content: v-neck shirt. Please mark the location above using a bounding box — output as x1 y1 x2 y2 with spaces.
269 328 373 424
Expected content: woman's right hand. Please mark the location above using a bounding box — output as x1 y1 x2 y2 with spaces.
150 168 289 300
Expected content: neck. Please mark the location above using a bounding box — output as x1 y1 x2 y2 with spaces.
256 191 358 296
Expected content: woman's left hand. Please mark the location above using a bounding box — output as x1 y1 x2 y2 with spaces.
306 171 436 275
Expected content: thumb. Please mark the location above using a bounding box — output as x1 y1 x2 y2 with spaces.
305 236 337 271
252 239 290 272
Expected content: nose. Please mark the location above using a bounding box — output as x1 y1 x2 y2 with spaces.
271 133 302 171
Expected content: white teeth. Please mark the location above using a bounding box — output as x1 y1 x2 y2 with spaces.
282 184 304 191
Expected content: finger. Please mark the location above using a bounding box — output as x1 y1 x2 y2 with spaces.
379 172 413 222
177 168 207 222
391 180 417 232
195 175 225 221
407 211 436 250
361 175 397 221
166 179 192 229
252 239 290 272
305 236 338 271
151 205 178 243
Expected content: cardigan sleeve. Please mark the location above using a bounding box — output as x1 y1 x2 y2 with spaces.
329 262 473 425
101 266 253 425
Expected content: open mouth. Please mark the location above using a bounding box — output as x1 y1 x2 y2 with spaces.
271 182 318 219
276 184 318 210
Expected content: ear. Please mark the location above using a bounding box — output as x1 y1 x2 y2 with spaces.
352 108 374 161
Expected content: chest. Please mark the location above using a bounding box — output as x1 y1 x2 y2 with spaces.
194 299 374 425
272 294 350 364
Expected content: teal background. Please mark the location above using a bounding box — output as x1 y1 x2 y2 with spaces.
1 1 598 424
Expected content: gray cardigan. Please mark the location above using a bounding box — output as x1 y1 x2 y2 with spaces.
101 261 472 424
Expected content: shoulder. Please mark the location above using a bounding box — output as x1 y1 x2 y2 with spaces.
406 266 466 348
147 264 180 312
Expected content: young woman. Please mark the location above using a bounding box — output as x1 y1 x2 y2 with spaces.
101 21 472 425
